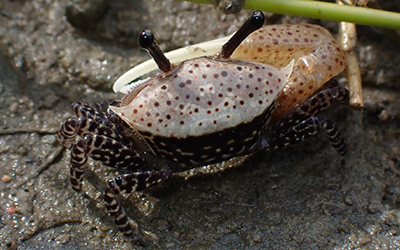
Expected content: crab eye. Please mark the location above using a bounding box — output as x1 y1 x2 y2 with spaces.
139 29 172 73
220 10 265 59
139 30 154 49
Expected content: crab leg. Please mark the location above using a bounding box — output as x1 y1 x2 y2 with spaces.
265 116 347 155
57 101 146 195
57 101 123 148
264 83 349 155
338 0 364 109
104 170 170 238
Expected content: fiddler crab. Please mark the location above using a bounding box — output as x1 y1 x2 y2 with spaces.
57 11 349 242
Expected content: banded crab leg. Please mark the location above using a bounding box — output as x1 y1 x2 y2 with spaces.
57 101 146 197
263 80 349 155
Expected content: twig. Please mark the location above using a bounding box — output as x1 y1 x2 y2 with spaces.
182 0 400 30
0 127 59 135
13 145 65 188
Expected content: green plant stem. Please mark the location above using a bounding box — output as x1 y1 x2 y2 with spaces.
182 0 400 30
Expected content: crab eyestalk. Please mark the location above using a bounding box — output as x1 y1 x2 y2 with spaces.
139 30 173 73
220 10 265 59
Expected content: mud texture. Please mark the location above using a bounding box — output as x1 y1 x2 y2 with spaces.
1 0 400 249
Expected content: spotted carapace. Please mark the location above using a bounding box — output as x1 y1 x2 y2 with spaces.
57 11 349 243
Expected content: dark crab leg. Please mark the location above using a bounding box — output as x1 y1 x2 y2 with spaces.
271 81 349 132
58 117 122 148
264 116 347 155
104 170 170 238
57 102 146 195
263 83 349 155
70 134 145 191
57 101 121 148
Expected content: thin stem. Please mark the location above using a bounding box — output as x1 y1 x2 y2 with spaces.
182 0 400 30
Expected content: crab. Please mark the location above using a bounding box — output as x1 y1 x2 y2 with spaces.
57 11 349 242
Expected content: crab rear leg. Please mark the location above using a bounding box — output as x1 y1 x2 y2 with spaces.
265 116 347 155
104 170 170 239
263 82 349 155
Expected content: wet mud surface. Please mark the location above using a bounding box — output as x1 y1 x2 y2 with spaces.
1 0 400 249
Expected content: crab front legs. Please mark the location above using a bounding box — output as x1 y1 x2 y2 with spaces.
57 101 146 194
263 81 349 155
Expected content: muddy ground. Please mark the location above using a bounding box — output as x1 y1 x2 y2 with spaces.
1 0 400 249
